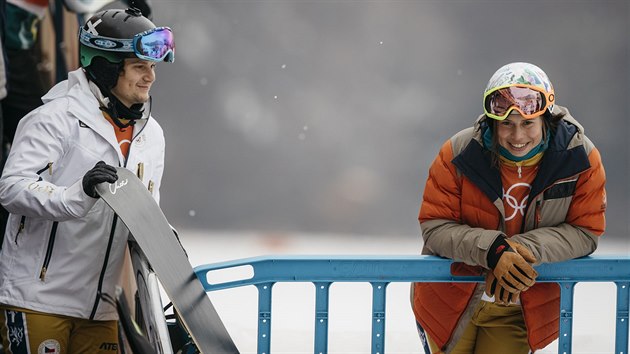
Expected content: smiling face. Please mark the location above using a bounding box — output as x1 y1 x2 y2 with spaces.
495 112 544 157
110 58 156 108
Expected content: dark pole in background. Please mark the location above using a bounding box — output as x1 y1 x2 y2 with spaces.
53 0 67 83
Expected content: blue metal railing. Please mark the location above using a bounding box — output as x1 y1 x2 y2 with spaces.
193 255 630 354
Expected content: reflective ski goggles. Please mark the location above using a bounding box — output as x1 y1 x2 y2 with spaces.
483 85 554 120
134 27 175 62
79 27 175 63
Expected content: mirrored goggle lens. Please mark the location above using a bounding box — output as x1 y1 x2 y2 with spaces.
134 27 175 62
486 87 545 118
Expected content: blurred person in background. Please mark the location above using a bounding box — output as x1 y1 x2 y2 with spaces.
3 0 49 149
0 8 173 352
411 62 606 353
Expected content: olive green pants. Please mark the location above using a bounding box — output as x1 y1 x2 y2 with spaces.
0 305 118 354
427 301 530 354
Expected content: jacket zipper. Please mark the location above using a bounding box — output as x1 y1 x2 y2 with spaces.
35 162 54 176
34 162 57 279
534 199 542 229
89 120 148 318
14 215 26 245
123 119 147 168
39 222 59 281
19 162 54 245
89 214 119 319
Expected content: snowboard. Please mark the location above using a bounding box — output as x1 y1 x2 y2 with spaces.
96 167 239 354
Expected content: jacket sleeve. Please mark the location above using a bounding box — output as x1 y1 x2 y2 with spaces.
511 147 606 264
0 109 97 221
419 140 503 268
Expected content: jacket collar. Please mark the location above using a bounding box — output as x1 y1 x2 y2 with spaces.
452 137 502 202
530 118 590 198
42 69 151 163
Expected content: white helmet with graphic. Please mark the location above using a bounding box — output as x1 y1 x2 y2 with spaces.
483 62 555 120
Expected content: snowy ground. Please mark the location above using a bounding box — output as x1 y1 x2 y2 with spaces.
176 231 630 354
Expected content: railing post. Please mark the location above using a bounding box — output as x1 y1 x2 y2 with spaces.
257 282 274 354
371 282 388 354
558 282 576 354
616 282 630 354
314 282 331 354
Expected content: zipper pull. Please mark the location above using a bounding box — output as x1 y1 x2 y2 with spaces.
39 267 47 281
47 162 53 176
517 164 522 179
137 162 144 180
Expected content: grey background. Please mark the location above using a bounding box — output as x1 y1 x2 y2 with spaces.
143 1 628 239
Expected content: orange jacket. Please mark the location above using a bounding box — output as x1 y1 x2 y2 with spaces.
411 106 606 352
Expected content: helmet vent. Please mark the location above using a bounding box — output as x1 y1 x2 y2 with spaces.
125 8 143 17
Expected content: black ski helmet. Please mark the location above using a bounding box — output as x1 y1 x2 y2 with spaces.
79 8 173 91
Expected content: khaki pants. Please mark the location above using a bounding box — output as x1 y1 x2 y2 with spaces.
426 301 530 354
0 306 118 354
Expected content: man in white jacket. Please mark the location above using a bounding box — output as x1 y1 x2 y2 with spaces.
0 8 174 353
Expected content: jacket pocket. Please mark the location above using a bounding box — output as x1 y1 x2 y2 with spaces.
39 222 59 281
543 178 577 200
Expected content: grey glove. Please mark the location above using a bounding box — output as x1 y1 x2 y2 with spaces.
82 161 118 198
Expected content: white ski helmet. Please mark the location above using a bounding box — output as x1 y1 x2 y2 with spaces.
483 62 555 120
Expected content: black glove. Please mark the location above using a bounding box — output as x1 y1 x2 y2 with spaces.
82 161 118 198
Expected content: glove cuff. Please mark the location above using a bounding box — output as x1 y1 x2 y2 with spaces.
487 235 512 269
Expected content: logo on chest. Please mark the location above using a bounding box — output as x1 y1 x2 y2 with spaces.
134 133 147 148
502 182 532 221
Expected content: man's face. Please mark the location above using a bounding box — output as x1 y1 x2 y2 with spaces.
111 58 156 108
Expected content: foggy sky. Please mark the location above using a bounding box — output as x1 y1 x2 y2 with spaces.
146 1 629 239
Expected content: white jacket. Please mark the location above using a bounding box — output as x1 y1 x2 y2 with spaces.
0 68 165 320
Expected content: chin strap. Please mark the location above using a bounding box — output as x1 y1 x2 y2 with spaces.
100 94 146 129
100 104 133 129
85 67 147 129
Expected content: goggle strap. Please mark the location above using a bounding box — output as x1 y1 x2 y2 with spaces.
79 28 134 53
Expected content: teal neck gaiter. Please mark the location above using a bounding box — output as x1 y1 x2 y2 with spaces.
483 125 550 162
